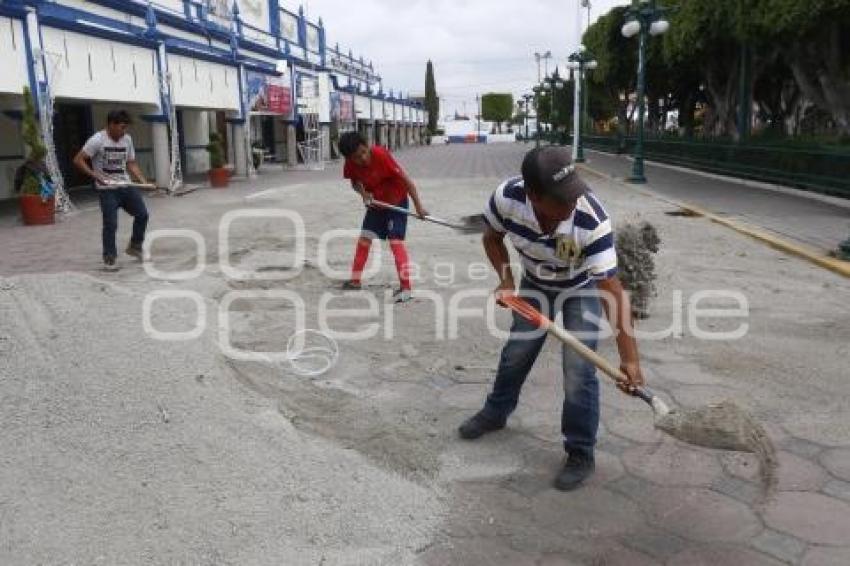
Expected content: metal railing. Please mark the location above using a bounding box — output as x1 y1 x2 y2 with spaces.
584 134 850 198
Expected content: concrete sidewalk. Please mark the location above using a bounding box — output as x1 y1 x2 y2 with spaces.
579 149 850 256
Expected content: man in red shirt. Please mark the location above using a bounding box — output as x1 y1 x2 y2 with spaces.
339 132 428 302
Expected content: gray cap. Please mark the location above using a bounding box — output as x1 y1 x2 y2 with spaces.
521 147 589 203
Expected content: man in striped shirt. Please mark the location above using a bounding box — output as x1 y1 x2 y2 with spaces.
458 147 646 491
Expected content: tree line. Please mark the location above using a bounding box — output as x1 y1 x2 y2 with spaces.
548 0 850 142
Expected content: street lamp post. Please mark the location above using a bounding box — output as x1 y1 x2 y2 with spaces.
533 51 552 83
523 93 533 143
567 46 598 163
621 0 670 184
532 85 545 148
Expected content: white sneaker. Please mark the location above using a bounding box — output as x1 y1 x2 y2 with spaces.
393 289 412 303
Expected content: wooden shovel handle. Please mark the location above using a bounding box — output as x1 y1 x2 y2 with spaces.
498 295 656 406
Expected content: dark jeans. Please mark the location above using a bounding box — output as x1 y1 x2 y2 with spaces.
483 278 602 456
98 187 149 258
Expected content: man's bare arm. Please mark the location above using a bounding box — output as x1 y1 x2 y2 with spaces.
127 160 148 184
400 170 428 217
351 180 371 205
73 151 105 184
596 275 645 390
483 225 515 297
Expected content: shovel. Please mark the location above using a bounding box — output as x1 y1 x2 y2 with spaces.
498 294 778 497
101 180 158 191
370 199 486 233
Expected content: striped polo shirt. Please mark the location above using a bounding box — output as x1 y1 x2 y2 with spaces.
483 176 617 292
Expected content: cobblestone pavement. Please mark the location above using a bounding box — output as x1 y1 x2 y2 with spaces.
1 143 849 565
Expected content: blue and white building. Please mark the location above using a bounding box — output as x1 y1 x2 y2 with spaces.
0 0 428 199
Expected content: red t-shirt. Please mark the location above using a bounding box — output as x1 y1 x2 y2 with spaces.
343 145 408 205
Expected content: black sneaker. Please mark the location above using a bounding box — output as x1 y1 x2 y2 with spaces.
103 255 119 271
126 244 143 260
458 411 506 440
340 280 362 290
554 451 595 491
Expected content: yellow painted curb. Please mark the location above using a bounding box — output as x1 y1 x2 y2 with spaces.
578 163 850 279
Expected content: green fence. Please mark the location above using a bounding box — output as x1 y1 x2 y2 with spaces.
583 135 850 199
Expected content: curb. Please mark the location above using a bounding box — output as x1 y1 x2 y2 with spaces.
578 163 850 279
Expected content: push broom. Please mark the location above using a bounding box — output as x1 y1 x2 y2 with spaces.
498 294 778 498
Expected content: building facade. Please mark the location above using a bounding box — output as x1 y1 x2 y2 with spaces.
0 0 428 199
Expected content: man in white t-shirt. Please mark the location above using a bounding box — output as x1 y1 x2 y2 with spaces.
73 110 150 269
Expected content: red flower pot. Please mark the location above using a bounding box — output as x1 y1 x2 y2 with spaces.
20 194 55 225
209 167 230 188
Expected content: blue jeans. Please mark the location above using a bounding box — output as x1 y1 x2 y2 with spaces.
483 278 602 456
98 187 149 258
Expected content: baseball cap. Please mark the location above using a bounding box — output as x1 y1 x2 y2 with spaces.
521 147 589 204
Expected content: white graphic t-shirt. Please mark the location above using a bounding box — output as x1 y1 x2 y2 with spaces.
81 130 135 187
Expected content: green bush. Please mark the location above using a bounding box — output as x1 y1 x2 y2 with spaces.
207 132 225 169
20 87 47 196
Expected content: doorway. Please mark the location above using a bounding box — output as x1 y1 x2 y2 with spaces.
53 102 93 188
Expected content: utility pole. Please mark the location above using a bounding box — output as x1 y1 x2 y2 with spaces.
523 93 533 143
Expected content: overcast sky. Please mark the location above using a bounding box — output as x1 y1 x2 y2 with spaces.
291 0 628 119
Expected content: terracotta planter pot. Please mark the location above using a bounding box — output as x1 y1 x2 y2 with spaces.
20 194 55 225
209 167 230 188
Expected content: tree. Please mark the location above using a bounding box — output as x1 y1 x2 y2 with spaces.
424 60 439 134
583 0 850 140
664 0 757 138
744 0 850 136
534 79 574 137
481 93 514 133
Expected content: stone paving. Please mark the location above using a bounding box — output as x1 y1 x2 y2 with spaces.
2 143 849 565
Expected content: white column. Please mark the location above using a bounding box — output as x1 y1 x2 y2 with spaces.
151 121 171 188
286 123 298 166
321 124 331 160
227 122 236 166
233 122 248 177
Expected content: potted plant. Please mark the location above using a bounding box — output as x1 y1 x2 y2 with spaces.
15 87 55 225
206 132 229 187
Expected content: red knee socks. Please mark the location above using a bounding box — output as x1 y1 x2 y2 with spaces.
351 238 412 290
389 239 412 291
350 239 371 285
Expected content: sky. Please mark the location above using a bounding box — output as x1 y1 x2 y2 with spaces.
290 0 629 119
